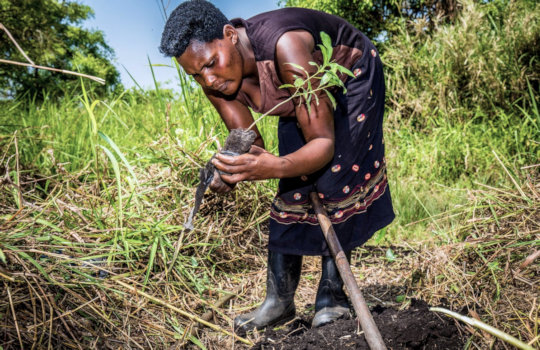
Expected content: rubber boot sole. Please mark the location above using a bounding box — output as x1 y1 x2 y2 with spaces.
312 306 351 328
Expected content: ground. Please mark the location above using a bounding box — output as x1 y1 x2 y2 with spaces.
253 298 465 349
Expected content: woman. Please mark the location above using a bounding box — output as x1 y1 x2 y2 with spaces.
160 0 395 332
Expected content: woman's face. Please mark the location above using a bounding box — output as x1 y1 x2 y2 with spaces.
177 27 243 96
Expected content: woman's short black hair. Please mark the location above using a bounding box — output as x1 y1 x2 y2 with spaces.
160 0 231 57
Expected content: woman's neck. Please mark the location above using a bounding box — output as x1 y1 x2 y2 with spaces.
236 27 257 78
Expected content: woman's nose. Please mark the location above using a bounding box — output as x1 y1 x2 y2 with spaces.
204 74 216 88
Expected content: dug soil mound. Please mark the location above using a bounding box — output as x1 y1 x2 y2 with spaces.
252 299 465 349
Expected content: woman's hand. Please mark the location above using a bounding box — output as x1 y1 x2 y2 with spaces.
211 145 280 184
209 169 236 193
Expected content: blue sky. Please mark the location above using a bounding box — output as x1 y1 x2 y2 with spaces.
81 1 280 90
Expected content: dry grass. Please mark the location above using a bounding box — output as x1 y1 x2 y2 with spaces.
410 170 539 349
0 113 538 349
1 142 539 349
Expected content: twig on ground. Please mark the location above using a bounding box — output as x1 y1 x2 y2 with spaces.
6 283 24 349
517 250 540 272
430 307 535 350
115 280 254 346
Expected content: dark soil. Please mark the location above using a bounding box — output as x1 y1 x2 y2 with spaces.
252 299 466 350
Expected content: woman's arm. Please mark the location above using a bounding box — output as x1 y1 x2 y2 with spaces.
274 30 335 176
213 30 335 182
204 91 264 193
205 90 265 149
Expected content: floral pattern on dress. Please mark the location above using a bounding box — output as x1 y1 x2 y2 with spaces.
270 164 389 225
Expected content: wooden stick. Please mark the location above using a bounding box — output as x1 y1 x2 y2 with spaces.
310 192 387 350
187 290 237 342
0 22 105 84
115 280 253 346
518 250 540 271
430 307 535 350
0 59 105 84
0 23 35 65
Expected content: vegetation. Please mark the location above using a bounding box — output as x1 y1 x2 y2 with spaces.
0 0 121 99
0 0 538 349
280 0 460 40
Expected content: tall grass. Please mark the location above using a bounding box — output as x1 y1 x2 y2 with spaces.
383 0 539 124
379 0 539 240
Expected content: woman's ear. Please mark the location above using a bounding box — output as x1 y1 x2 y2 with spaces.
223 24 238 45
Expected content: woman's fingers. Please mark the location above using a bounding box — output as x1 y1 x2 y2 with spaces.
209 169 235 193
249 144 266 155
213 153 249 171
211 150 276 182
212 153 253 182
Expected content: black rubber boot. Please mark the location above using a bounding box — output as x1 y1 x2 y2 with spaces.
234 251 302 334
312 252 352 328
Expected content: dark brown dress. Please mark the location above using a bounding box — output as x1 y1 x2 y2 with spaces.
231 8 395 255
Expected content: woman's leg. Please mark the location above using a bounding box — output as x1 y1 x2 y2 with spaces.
234 250 302 333
312 252 352 327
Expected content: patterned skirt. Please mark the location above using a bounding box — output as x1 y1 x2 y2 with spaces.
268 45 395 256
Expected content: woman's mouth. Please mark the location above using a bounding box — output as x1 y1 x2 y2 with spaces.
215 82 227 92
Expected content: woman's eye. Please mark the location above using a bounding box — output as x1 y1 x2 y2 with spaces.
207 60 215 68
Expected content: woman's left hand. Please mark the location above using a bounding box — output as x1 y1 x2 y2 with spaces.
211 145 280 184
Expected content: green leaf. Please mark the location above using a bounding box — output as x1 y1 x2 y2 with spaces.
336 64 355 78
396 295 406 303
319 31 332 64
144 235 159 285
189 335 207 350
294 77 304 88
318 44 330 65
36 218 62 233
0 249 6 264
285 62 308 76
320 31 332 51
386 248 396 262
16 250 53 283
320 73 331 87
325 90 337 109
99 132 140 186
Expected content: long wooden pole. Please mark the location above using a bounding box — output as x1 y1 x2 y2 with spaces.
310 192 387 350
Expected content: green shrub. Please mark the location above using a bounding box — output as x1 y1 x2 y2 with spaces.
383 0 539 124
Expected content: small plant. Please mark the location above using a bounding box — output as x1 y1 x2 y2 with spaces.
248 31 355 129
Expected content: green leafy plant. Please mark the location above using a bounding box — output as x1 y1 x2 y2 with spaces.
248 31 354 129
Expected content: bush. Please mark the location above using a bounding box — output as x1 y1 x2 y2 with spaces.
383 0 539 125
